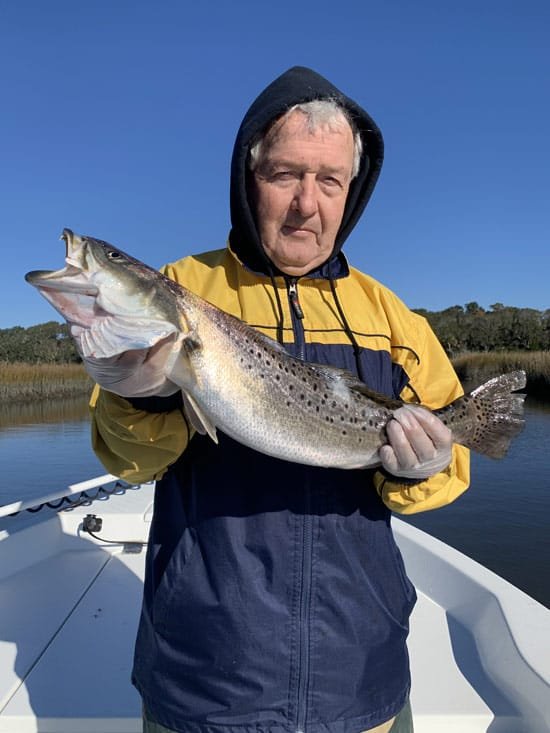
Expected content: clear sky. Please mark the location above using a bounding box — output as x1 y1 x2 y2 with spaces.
1 0 548 329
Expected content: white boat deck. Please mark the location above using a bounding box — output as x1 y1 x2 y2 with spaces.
1 478 549 733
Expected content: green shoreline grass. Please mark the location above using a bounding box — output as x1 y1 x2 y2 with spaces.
0 362 93 403
1 351 549 403
452 351 550 396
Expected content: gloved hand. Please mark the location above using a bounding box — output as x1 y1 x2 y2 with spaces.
82 332 183 398
379 404 453 480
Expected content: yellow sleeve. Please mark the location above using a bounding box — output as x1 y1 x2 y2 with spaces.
373 444 470 514
374 310 471 514
89 385 190 484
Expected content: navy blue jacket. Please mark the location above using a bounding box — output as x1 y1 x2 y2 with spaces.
91 67 469 732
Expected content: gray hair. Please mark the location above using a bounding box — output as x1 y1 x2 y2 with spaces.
249 99 363 179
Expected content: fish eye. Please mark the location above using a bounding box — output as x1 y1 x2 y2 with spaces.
107 250 122 260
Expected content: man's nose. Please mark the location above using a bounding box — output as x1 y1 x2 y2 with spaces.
293 176 318 217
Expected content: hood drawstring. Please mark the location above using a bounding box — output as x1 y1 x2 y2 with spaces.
267 260 366 380
267 267 285 345
327 261 366 383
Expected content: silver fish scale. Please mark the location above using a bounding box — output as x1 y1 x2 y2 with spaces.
182 299 394 469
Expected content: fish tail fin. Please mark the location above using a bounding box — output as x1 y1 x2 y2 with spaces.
438 370 527 458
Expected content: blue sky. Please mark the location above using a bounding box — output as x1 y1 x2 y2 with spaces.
1 0 548 329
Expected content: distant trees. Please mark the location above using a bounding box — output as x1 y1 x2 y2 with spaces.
414 304 550 356
1 305 549 365
0 322 80 364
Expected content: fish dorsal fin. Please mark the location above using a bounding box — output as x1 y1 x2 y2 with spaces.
182 391 218 444
223 309 405 410
307 362 404 410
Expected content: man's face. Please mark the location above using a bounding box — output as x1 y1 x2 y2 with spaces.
252 111 355 277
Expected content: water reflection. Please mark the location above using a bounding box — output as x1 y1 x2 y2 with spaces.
0 396 104 506
0 396 92 429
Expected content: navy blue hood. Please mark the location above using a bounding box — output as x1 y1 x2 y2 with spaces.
229 66 384 274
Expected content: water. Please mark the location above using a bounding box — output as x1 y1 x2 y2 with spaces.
1 397 549 608
403 397 550 608
0 398 106 503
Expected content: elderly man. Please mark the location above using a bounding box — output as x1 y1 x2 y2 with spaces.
91 66 469 733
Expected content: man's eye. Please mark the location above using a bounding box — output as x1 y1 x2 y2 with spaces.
273 171 295 181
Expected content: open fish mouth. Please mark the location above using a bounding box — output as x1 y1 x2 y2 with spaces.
24 268 99 296
25 229 98 297
25 229 179 358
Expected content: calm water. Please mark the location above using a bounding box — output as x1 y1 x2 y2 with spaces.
1 397 549 608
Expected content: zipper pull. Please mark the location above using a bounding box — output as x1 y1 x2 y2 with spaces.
288 280 304 320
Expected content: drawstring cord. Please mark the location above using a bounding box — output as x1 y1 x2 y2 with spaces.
267 266 285 345
327 261 366 382
265 259 366 383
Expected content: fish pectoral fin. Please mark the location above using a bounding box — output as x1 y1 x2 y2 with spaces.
182 392 218 444
182 331 203 353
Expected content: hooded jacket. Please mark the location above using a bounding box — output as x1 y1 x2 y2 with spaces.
90 67 469 733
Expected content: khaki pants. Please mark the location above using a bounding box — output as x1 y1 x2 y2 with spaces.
143 700 413 733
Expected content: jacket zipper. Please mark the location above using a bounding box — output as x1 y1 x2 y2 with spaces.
296 491 313 733
286 277 312 732
287 278 306 360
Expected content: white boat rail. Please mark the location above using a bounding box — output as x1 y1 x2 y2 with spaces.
0 473 119 519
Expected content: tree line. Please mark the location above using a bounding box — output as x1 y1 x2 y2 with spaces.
1 303 549 364
414 302 550 356
0 322 80 363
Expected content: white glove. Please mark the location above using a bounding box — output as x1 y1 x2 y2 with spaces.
379 404 453 480
83 333 183 398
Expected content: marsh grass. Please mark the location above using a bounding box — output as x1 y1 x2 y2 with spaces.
452 351 550 396
0 362 93 403
1 351 549 403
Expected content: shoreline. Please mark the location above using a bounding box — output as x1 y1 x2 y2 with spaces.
1 351 549 403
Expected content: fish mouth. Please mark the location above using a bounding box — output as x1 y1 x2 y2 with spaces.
25 229 98 297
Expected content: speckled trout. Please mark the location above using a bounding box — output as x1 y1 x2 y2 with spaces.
25 229 526 469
